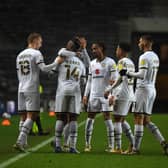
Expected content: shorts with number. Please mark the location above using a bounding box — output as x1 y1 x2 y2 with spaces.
87 97 110 112
55 93 81 114
113 99 132 116
18 92 40 112
132 87 156 115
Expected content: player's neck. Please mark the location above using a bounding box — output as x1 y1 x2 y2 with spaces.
28 44 37 50
120 55 127 59
97 55 105 62
143 47 152 52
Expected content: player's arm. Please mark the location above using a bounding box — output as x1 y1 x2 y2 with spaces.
109 61 118 85
80 63 87 85
80 49 91 68
126 58 148 79
83 65 91 105
106 76 122 92
58 48 76 57
37 55 63 72
83 75 91 105
126 69 147 79
16 58 20 81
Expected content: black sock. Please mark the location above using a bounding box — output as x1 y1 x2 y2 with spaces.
36 116 43 133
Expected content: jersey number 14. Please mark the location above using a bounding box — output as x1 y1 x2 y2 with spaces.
65 64 79 81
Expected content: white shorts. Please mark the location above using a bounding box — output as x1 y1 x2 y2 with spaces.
18 92 40 112
113 99 132 116
87 97 110 112
55 94 81 114
132 87 156 115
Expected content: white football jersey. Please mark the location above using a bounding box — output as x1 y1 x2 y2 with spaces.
137 51 159 88
56 56 86 96
115 57 135 101
87 57 117 98
16 48 44 92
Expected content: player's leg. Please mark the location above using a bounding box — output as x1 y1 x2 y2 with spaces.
53 95 68 152
69 113 80 153
103 112 115 152
121 101 134 153
113 115 122 153
122 118 134 153
19 113 26 132
144 115 168 155
63 114 70 151
129 88 145 154
14 93 40 152
15 111 38 152
85 112 96 151
68 95 81 153
54 113 65 152
112 99 131 153
17 93 26 132
36 114 50 136
84 98 99 151
132 113 144 154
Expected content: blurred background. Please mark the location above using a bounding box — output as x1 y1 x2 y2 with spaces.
0 0 168 115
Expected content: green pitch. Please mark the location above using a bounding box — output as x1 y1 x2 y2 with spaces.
0 112 168 168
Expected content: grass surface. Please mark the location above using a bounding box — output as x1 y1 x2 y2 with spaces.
0 112 168 168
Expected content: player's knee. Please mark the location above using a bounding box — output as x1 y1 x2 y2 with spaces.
103 112 111 120
114 115 122 122
27 112 38 121
88 112 96 119
69 113 78 121
56 113 66 121
134 114 144 125
20 113 27 121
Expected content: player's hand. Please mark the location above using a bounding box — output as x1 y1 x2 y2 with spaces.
104 91 109 99
109 80 115 85
55 56 65 64
76 51 81 57
79 38 87 49
83 96 88 105
109 96 115 106
119 69 127 76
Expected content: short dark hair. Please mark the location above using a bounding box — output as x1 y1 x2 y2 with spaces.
94 41 106 54
141 35 153 43
75 34 85 39
118 42 131 52
27 33 42 44
70 37 81 52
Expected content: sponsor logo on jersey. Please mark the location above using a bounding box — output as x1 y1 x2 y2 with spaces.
95 69 100 74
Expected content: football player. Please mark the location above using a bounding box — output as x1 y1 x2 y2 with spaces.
105 42 135 153
14 33 62 152
83 42 118 152
120 35 168 155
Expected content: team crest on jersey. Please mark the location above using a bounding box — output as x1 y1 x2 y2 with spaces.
95 69 100 74
101 63 106 67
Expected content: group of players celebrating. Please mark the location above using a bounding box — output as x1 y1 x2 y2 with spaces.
13 32 168 155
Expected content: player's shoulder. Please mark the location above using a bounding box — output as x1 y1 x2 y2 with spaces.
140 52 148 60
19 48 41 56
72 56 85 67
123 57 134 64
142 51 159 61
105 56 116 64
90 59 97 65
